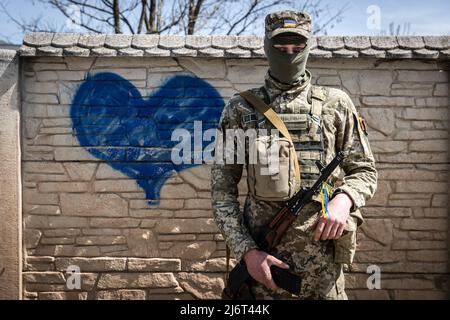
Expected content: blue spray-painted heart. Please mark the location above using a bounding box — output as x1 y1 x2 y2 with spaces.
71 72 224 204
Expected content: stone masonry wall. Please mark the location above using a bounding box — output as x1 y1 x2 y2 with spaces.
20 54 449 300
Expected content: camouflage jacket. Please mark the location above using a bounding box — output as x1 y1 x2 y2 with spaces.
211 70 378 261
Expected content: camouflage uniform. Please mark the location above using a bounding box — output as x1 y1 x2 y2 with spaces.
211 11 378 300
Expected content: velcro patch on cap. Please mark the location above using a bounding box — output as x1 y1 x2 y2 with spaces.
283 19 297 28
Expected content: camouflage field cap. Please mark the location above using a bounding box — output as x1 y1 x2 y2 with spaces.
265 10 312 39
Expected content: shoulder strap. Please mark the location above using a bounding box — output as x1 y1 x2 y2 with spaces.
309 85 328 117
239 90 300 182
240 91 293 141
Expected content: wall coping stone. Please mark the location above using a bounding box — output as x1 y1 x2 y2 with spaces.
20 33 450 60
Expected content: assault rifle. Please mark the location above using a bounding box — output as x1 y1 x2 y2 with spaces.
223 151 345 299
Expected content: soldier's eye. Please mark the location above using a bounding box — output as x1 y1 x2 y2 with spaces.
294 44 306 51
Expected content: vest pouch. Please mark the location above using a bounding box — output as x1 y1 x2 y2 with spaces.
278 113 309 131
248 135 300 201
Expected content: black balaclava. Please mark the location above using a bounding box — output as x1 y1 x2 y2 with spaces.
264 33 311 85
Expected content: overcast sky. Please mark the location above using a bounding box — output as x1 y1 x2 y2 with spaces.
1 0 449 44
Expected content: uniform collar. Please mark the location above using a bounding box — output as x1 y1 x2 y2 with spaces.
263 69 312 103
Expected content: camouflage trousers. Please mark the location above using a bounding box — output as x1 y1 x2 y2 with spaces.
247 201 348 300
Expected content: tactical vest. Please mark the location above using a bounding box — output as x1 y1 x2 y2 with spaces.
257 85 328 189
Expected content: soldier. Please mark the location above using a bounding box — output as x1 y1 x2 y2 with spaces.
211 10 377 300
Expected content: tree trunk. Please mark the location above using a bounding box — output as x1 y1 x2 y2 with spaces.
138 0 147 33
187 0 204 35
149 0 156 32
113 0 121 33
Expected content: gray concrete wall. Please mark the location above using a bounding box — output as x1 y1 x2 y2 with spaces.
0 49 21 299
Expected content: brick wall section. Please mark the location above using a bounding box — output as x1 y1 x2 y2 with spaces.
17 34 450 300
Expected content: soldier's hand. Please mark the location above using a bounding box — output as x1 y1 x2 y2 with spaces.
313 193 353 241
243 249 289 291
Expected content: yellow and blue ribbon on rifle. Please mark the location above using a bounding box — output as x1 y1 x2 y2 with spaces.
320 182 332 219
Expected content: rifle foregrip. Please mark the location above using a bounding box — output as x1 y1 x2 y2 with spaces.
267 209 296 249
268 207 290 228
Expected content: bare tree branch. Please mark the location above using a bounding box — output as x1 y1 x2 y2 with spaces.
313 2 350 35
47 1 105 33
226 0 259 35
2 0 348 38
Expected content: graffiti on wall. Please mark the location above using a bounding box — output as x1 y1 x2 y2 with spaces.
71 72 224 204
